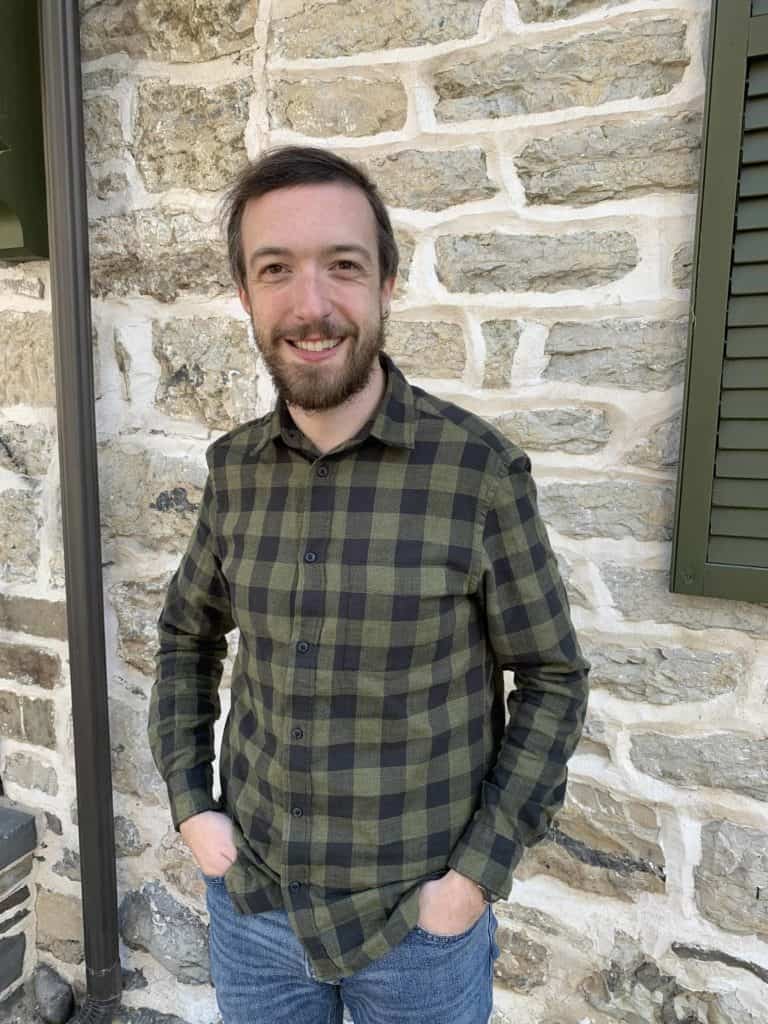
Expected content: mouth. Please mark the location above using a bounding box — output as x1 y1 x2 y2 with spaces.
283 335 346 361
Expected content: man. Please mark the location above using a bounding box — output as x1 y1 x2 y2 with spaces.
149 145 589 1024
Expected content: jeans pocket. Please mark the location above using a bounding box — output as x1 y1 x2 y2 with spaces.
413 906 489 945
200 871 226 885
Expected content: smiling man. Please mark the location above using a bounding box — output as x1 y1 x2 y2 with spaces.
149 146 589 1024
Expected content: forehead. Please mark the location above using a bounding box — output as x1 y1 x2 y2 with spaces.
240 182 378 252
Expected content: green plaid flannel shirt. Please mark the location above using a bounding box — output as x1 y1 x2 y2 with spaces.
149 352 589 981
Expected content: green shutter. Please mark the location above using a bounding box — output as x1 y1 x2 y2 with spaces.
671 0 768 602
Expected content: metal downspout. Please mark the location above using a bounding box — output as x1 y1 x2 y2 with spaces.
38 1 122 1019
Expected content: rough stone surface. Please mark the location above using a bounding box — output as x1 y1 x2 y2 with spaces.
672 942 768 987
84 96 125 166
88 168 131 201
33 963 74 1024
52 849 81 883
0 272 45 300
538 480 674 541
3 752 58 795
436 231 638 294
0 491 40 584
0 642 60 688
0 595 67 642
152 317 258 430
517 113 702 206
89 212 230 303
270 0 484 59
631 732 768 802
98 443 206 553
115 1009 193 1024
672 241 693 289
434 18 688 122
517 781 665 901
115 815 150 859
602 563 768 636
157 828 206 903
269 76 407 137
493 920 549 991
626 414 681 469
110 699 167 805
110 575 173 676
0 422 56 478
44 813 62 836
36 889 83 964
482 320 522 388
385 321 465 378
544 319 688 391
0 693 55 748
134 79 252 193
80 0 257 62
0 692 22 741
394 230 414 299
119 881 209 984
494 407 610 454
556 552 590 610
362 149 497 212
0 313 55 406
584 641 742 704
696 821 768 939
517 0 616 19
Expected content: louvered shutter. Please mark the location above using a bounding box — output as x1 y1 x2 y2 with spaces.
672 0 768 602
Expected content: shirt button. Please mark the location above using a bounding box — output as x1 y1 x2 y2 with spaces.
291 727 304 740
292 806 303 817
288 881 301 893
297 641 310 654
304 551 317 563
317 465 329 477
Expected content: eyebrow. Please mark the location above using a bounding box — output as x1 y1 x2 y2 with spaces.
247 244 374 269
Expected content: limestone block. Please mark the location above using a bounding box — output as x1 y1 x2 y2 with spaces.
493 921 549 991
152 317 258 430
80 0 257 62
269 0 484 59
481 320 522 388
696 821 768 939
110 698 167 805
0 313 55 406
3 752 58 795
115 815 150 859
601 563 768 636
109 575 174 677
436 231 638 293
0 273 45 299
631 732 768 802
88 168 131 201
626 414 681 470
157 828 206 903
84 95 125 165
0 491 39 584
0 642 60 689
672 241 693 289
98 443 206 553
538 480 675 541
517 113 702 206
269 76 407 137
494 407 610 454
0 692 22 741
0 422 56 478
544 319 688 391
517 781 665 901
20 696 56 748
393 230 414 300
0 595 67 641
36 889 83 964
584 641 742 704
517 0 611 19
0 934 25 999
32 965 74 1024
434 18 688 121
385 321 465 378
134 80 252 193
362 149 497 212
89 211 230 303
555 552 590 610
119 881 209 984
53 849 81 883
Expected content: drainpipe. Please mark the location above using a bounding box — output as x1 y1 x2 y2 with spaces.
38 1 122 1020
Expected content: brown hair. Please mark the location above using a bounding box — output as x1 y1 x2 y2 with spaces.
220 145 399 290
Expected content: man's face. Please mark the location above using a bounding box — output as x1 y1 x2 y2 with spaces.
237 182 395 412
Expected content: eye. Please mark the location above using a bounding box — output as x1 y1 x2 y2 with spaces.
260 263 287 277
333 260 362 273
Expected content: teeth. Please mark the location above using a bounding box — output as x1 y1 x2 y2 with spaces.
291 338 341 352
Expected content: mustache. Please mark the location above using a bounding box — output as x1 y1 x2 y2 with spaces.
270 320 357 344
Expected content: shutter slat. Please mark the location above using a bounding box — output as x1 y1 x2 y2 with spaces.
708 535 768 567
718 420 768 447
745 94 768 130
712 478 768 507
721 358 768 386
742 129 768 161
737 197 768 228
730 261 768 292
721 389 768 416
715 450 768 477
734 228 768 261
727 295 768 325
748 56 768 94
754 1 768 16
711 507 768 536
739 164 768 195
726 327 768 355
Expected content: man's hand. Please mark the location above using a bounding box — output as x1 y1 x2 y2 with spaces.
417 869 487 936
179 810 237 878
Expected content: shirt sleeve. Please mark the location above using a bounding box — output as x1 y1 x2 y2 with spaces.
148 465 236 830
447 450 590 900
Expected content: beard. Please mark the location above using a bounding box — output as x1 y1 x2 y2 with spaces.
251 313 386 412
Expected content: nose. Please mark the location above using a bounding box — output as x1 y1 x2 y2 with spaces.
291 267 332 322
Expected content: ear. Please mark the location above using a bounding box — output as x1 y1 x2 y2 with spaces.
380 276 395 317
238 284 252 316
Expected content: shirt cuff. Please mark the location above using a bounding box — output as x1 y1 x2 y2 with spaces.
447 819 524 902
166 765 219 830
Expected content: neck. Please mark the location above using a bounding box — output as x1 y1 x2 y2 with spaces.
287 357 386 455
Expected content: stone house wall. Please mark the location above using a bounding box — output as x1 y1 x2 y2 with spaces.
1 0 767 1020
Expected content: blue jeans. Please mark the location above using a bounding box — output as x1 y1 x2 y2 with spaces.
205 875 500 1024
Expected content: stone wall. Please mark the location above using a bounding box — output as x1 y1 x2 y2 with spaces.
1 0 767 1021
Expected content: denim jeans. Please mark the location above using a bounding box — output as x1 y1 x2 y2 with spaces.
205 874 500 1024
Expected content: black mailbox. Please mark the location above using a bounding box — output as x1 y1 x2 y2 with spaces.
0 0 48 261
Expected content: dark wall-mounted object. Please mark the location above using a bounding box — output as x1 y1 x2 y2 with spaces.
0 0 49 261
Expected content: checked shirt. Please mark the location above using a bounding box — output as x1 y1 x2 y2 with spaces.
149 351 590 981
